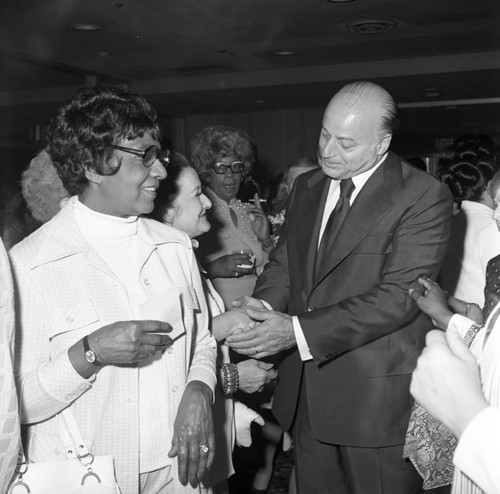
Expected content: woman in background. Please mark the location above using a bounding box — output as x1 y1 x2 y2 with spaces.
439 134 500 307
190 125 273 310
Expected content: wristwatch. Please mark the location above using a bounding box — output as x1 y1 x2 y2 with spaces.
83 335 101 365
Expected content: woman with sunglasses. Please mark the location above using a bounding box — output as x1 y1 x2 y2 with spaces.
9 85 217 494
190 125 274 311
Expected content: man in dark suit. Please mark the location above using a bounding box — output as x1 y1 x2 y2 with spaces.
226 81 453 493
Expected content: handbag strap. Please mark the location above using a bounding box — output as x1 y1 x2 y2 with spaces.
57 408 92 461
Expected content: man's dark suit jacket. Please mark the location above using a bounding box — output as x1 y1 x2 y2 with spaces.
253 151 453 447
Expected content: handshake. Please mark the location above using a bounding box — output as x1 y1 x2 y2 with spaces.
217 296 296 359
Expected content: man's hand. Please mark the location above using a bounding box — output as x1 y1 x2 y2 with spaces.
410 325 488 438
237 359 278 393
168 381 214 487
225 307 295 358
409 277 453 330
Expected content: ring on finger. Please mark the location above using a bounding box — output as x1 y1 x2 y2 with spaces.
199 444 209 455
254 346 259 354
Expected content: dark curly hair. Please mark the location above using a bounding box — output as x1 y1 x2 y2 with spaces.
148 152 191 223
46 84 161 195
189 125 256 185
438 134 500 205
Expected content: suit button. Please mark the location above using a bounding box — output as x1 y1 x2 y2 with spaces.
307 305 314 312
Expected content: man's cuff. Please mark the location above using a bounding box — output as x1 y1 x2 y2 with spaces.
292 316 312 361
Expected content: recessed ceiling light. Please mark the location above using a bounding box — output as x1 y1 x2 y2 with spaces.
70 23 102 32
346 18 396 34
422 88 441 97
253 99 268 104
273 50 296 56
327 0 355 3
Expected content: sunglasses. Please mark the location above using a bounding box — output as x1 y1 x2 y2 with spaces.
110 145 170 168
212 160 245 174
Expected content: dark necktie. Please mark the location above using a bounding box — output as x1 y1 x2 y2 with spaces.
315 178 355 278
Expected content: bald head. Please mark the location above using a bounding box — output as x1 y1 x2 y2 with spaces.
330 81 399 137
317 81 396 179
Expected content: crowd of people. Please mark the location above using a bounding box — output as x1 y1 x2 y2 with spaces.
1 80 499 494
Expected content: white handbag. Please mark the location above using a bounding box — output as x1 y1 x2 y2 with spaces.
8 408 121 494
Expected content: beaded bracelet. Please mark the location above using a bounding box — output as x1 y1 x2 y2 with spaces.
221 363 239 395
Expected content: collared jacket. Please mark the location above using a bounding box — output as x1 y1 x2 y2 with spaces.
0 237 20 487
9 200 217 494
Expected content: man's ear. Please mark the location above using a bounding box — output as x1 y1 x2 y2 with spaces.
377 134 392 156
84 167 103 185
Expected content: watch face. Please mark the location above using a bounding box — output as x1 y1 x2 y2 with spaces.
85 349 97 363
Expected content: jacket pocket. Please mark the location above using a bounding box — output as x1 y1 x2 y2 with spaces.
47 299 99 339
179 285 200 312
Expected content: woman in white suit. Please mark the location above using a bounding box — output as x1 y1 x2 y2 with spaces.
9 85 217 494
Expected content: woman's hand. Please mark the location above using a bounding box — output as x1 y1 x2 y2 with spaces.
212 308 252 342
447 295 484 324
409 277 453 330
205 253 254 279
237 359 277 393
89 320 172 364
248 193 271 243
168 381 214 488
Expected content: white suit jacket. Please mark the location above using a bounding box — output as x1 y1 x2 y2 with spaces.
0 237 20 487
9 201 217 494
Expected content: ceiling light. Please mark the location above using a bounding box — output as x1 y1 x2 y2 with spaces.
422 88 441 98
346 18 396 34
253 99 268 104
273 50 296 56
70 23 102 32
327 0 355 2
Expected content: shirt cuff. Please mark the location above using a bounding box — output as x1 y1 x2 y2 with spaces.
292 316 312 361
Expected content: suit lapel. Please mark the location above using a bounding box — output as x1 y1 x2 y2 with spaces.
294 171 330 292
313 152 403 286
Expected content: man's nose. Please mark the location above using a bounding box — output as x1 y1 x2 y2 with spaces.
321 138 338 159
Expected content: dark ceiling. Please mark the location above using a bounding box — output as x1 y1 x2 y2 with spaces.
1 0 500 153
